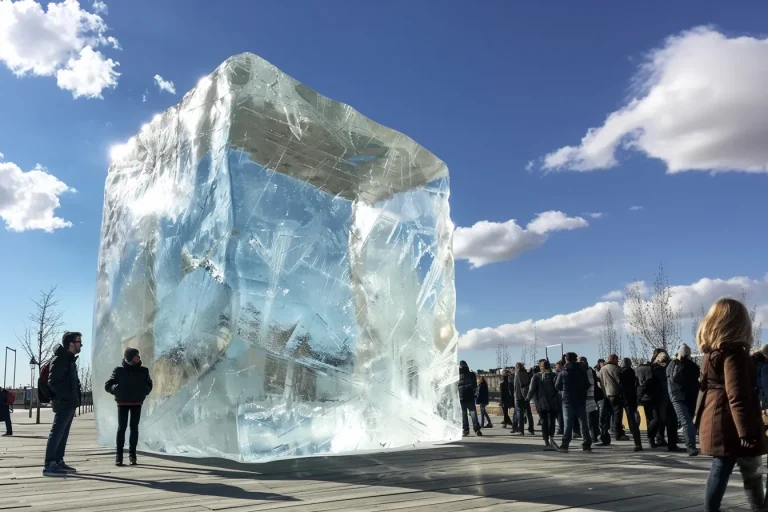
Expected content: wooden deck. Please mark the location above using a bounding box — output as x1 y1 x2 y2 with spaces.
0 409 756 511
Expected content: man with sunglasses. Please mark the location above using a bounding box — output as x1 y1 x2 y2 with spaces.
43 331 83 477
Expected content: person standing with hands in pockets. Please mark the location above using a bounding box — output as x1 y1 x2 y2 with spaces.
105 348 153 466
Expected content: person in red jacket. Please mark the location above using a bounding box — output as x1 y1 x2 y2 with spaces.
105 348 153 466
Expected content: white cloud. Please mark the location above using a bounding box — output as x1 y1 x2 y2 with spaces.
629 205 643 211
460 274 768 351
584 212 604 219
92 0 106 14
55 46 119 98
665 275 768 315
453 211 588 268
602 290 624 300
0 152 4 160
542 27 768 174
0 160 74 232
525 160 534 172
154 74 176 94
0 0 120 98
460 301 622 350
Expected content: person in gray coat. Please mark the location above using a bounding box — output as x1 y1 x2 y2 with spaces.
513 362 535 435
527 360 560 450
599 354 629 443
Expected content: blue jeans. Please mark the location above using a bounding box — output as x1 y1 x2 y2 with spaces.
672 400 696 450
460 401 480 432
704 456 763 511
44 407 75 465
562 402 592 448
478 404 492 427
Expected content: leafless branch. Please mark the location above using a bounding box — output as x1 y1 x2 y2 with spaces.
599 310 620 358
625 264 682 358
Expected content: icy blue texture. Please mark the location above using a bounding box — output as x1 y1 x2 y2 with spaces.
93 53 459 462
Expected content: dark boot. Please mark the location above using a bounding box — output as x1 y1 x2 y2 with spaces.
129 454 137 466
115 453 124 466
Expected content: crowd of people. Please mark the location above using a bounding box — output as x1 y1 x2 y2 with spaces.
459 298 768 511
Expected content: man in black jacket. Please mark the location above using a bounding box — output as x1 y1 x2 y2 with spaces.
105 347 154 465
635 358 655 447
43 331 82 477
619 358 643 451
500 373 514 428
0 387 12 436
555 352 592 453
513 362 535 435
667 344 699 456
458 361 482 436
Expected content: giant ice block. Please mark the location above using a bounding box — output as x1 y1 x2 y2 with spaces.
93 53 460 462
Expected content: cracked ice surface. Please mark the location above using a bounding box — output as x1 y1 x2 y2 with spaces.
93 53 460 462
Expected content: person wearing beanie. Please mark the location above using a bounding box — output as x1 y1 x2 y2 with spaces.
457 361 482 436
105 347 153 466
667 343 700 456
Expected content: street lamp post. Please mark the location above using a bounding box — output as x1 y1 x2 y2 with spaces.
4 347 17 388
29 357 37 419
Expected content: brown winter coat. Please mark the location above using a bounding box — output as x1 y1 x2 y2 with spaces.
698 343 768 458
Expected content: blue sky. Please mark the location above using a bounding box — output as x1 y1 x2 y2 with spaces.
1 0 768 384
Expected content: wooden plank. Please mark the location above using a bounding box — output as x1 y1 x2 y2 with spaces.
0 410 749 511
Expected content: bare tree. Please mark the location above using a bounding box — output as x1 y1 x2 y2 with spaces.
530 326 539 367
690 304 707 349
16 287 64 424
598 310 621 358
626 333 644 365
78 362 93 415
625 264 682 359
740 290 764 349
520 342 529 370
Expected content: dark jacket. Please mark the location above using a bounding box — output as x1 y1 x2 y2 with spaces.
699 344 768 458
651 363 670 405
105 360 153 404
667 358 700 406
0 389 10 422
619 366 638 407
527 371 559 412
48 344 80 413
500 375 513 407
514 370 530 402
475 379 489 405
635 363 655 403
458 368 477 404
555 362 589 406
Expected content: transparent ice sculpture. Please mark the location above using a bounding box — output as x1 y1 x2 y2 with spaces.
92 53 460 462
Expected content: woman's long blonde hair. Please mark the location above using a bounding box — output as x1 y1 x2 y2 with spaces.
696 298 753 353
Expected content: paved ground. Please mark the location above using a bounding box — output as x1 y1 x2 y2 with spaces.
0 409 758 511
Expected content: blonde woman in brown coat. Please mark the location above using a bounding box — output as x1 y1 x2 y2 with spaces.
698 298 767 511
